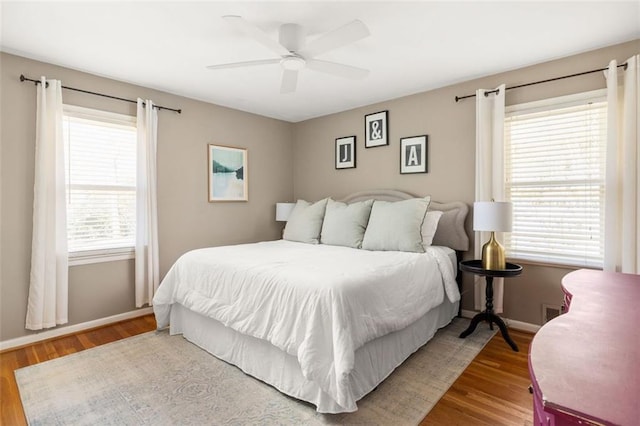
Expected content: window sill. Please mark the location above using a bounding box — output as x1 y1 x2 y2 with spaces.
507 257 603 271
69 247 134 266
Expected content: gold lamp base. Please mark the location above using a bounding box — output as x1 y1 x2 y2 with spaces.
482 231 506 270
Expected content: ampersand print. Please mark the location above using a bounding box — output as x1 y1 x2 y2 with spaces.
370 119 383 140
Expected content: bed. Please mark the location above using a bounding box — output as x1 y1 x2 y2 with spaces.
153 190 469 414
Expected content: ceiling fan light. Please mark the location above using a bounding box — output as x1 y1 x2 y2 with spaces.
281 56 306 71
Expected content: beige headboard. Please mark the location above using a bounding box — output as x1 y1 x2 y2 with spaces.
339 189 469 252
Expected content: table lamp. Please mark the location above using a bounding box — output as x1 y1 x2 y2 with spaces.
276 202 295 222
474 201 512 270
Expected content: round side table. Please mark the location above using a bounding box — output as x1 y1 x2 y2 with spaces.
458 260 523 351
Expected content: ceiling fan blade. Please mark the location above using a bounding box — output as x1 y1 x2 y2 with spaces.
206 58 280 70
306 59 369 80
299 19 370 58
280 69 298 94
223 15 291 57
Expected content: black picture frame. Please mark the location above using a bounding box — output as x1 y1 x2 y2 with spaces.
335 136 356 169
364 110 388 148
400 135 428 174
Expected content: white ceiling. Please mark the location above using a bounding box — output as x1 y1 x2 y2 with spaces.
1 1 638 122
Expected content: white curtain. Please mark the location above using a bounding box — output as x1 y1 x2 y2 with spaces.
604 55 640 273
474 84 506 313
135 99 160 307
25 78 68 330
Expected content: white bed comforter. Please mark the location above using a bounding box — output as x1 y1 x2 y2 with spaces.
153 240 459 412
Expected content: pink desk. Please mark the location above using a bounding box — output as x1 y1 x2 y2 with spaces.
529 269 640 425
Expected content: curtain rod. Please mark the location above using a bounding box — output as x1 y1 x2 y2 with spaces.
19 74 182 114
454 62 628 102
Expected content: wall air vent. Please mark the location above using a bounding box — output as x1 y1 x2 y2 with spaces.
542 304 562 324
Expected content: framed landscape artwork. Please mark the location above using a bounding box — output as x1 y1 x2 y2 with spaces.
335 136 356 169
208 144 248 202
400 135 428 174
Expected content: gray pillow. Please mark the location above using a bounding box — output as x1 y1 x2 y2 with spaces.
320 199 374 248
421 210 443 248
361 197 431 252
283 199 328 244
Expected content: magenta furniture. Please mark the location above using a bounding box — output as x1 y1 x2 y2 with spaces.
528 269 640 425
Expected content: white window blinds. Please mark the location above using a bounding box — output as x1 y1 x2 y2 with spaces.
63 106 136 253
504 90 607 268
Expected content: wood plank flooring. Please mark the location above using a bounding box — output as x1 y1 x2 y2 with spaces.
1 315 533 425
422 329 534 425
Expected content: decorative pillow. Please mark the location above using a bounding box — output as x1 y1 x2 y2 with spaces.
432 208 463 249
361 196 431 253
422 210 443 248
320 199 374 248
283 198 328 244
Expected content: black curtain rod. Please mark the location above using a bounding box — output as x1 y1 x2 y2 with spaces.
454 62 628 102
19 74 182 114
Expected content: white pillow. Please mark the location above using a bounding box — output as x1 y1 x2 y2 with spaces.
361 197 431 253
422 210 443 248
320 199 374 248
283 199 328 244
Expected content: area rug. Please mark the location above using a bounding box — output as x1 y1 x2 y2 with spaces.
16 317 495 425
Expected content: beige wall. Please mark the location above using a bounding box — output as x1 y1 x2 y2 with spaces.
1 40 637 342
292 40 639 325
0 53 294 341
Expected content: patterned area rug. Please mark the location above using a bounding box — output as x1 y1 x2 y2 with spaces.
16 318 495 425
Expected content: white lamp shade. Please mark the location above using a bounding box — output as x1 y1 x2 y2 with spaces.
473 201 513 232
276 202 295 222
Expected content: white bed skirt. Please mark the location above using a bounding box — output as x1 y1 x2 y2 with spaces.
168 298 459 413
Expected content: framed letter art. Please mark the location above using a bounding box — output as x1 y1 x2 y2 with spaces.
400 135 428 174
208 144 248 202
335 136 356 169
364 110 388 148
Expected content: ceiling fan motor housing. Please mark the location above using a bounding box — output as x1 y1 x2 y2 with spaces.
281 55 306 71
279 23 305 52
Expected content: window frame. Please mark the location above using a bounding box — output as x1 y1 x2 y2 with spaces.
503 89 607 269
63 104 137 266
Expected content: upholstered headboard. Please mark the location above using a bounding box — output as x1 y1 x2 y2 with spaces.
339 189 469 252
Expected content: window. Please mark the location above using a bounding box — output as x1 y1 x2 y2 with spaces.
63 105 136 263
504 90 607 268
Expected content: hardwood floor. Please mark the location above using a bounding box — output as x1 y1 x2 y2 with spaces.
422 329 534 425
1 315 534 425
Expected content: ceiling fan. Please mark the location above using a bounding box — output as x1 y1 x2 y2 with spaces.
207 16 371 94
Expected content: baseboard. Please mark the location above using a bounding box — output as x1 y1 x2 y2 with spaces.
3 308 538 352
0 307 154 352
505 318 541 333
461 309 541 333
